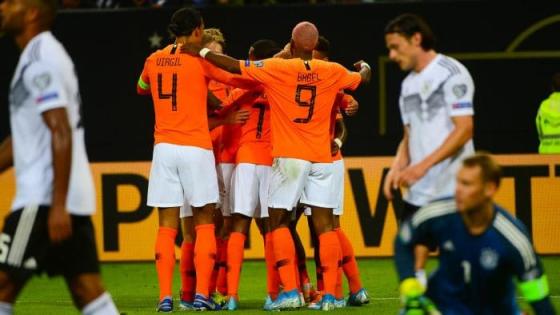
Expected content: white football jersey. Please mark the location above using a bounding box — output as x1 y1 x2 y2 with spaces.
9 31 95 215
399 54 475 206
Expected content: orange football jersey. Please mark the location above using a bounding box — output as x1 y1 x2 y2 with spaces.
236 94 272 166
137 44 255 149
238 58 361 162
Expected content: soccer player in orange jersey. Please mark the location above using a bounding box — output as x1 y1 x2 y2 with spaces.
182 21 371 311
223 39 281 311
202 28 231 306
136 7 256 312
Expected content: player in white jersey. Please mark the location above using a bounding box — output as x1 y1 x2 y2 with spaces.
0 0 118 314
382 14 475 286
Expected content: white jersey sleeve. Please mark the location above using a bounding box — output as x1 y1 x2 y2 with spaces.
443 69 475 117
23 61 69 114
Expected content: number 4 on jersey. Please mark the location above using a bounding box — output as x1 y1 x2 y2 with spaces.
157 73 178 111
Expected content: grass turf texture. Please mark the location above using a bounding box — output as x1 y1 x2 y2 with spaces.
12 257 560 314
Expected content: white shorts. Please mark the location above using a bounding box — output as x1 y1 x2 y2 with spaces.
217 163 235 216
231 163 271 218
147 143 219 209
304 158 345 216
268 158 335 210
180 202 192 218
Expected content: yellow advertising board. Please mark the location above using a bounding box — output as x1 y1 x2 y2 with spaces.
0 155 559 261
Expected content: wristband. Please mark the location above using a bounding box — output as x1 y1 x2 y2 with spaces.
361 62 371 71
200 48 211 58
334 138 343 148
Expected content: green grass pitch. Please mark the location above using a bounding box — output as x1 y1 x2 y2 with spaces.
11 257 560 314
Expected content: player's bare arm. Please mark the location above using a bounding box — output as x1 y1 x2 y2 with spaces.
398 115 473 187
332 119 347 156
207 91 223 111
344 95 359 116
0 137 13 173
353 60 372 84
42 108 73 243
384 126 411 200
208 109 250 130
182 43 242 74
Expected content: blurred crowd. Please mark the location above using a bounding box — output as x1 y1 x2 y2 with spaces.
60 0 375 9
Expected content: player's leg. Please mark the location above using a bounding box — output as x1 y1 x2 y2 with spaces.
289 206 312 298
331 159 369 306
146 143 185 311
0 207 45 314
303 162 341 311
225 163 258 309
216 163 235 300
401 202 430 287
306 211 322 293
179 146 221 310
256 217 280 304
267 158 310 310
57 215 118 314
179 207 196 310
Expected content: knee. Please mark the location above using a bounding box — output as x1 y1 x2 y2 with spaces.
69 275 105 309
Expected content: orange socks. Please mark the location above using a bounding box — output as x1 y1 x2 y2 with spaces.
272 227 298 292
195 224 217 297
319 231 341 297
335 264 343 299
217 238 228 296
264 232 280 299
336 228 363 294
226 232 246 299
155 227 177 300
180 241 195 302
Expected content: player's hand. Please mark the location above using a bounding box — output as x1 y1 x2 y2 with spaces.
398 162 430 188
353 60 368 71
399 278 441 315
225 109 250 124
180 42 203 56
48 205 72 243
345 97 359 116
383 168 400 200
331 140 340 156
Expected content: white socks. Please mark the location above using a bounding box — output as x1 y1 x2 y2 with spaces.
0 302 12 315
82 292 119 315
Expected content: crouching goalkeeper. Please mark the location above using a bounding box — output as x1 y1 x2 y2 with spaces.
393 153 556 315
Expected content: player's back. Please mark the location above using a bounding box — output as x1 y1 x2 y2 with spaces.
239 58 361 163
237 94 272 166
414 201 532 314
143 44 212 149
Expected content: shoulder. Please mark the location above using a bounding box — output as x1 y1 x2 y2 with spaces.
492 207 537 268
411 198 457 227
436 55 473 82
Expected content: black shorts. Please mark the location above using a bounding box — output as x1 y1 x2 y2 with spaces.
0 205 100 283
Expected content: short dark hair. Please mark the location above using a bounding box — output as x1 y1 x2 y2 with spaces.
552 73 560 92
168 7 202 38
384 13 436 51
314 36 330 57
462 153 502 187
250 39 281 60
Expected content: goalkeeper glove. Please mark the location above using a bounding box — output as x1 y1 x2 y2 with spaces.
399 278 441 315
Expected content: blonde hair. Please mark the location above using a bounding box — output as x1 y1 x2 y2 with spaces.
202 28 225 49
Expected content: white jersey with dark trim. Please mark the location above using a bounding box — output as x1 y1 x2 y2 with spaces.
9 31 95 215
399 54 475 206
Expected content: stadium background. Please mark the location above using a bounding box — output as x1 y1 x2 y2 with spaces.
1 0 560 261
